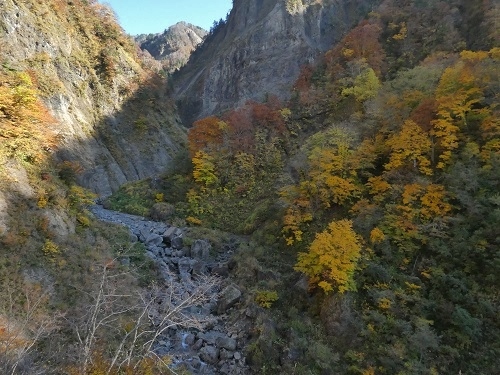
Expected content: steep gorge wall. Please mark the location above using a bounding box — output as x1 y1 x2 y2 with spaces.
0 0 186 196
173 0 381 125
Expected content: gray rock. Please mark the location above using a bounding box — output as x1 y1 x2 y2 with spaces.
192 338 203 351
211 263 229 277
234 351 242 360
192 260 208 275
147 245 162 256
179 272 191 283
219 348 233 360
216 336 237 351
178 257 192 274
145 251 157 260
181 246 191 257
197 331 227 345
155 345 170 357
139 228 150 242
145 233 163 247
191 239 211 261
189 355 203 370
185 333 196 346
199 345 219 364
220 362 231 374
295 275 309 292
171 236 184 249
201 302 217 315
245 304 259 318
217 284 242 314
163 226 182 241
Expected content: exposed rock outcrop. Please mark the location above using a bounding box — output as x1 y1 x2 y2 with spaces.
173 0 381 125
0 0 187 196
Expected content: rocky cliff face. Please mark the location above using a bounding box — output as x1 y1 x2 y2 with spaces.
136 22 207 73
173 0 381 125
0 0 186 196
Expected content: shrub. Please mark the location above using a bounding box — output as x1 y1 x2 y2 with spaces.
255 289 279 308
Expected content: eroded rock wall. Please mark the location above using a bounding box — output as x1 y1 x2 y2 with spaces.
173 0 381 125
0 0 186 196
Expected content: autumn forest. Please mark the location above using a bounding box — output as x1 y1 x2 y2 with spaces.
167 3 499 373
0 0 499 374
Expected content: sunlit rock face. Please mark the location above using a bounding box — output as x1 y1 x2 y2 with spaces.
136 22 207 73
173 0 380 125
0 0 186 196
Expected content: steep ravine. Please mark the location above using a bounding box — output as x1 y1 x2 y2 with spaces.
89 204 251 375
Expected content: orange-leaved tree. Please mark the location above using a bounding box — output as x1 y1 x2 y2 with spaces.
187 116 227 157
431 53 485 168
0 70 56 163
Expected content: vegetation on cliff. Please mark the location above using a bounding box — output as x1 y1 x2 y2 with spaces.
1 0 499 374
0 1 180 373
130 1 498 373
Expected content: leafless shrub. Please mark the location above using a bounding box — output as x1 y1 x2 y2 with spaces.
69 265 221 374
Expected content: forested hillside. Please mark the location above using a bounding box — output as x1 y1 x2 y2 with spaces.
0 1 183 374
125 0 498 373
0 0 498 374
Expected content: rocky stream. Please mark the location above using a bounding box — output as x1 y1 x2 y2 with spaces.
88 204 251 375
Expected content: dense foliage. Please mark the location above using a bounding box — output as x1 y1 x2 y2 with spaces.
163 1 499 373
1 0 498 374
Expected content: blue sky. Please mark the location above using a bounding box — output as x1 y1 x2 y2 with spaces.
102 0 233 35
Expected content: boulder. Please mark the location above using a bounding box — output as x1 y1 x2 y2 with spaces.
184 333 196 346
179 272 191 283
171 236 184 249
191 239 211 261
145 233 163 247
211 263 229 277
199 345 220 364
217 284 242 314
216 336 237 351
147 245 162 256
178 257 192 274
197 331 227 345
192 338 204 351
163 226 182 241
220 348 234 360
192 260 208 275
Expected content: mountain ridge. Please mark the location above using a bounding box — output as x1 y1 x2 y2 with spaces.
136 21 207 73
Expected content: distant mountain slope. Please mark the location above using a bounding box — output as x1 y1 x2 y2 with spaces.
172 0 382 125
136 22 207 73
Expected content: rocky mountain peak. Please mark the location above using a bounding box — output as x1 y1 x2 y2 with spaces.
136 22 207 73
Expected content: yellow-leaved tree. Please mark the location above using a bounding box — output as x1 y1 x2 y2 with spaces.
385 119 433 175
295 219 362 293
191 150 218 186
431 53 484 168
